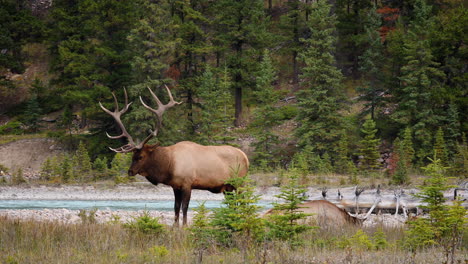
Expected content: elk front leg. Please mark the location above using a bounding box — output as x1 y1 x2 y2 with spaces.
181 188 192 225
173 188 183 225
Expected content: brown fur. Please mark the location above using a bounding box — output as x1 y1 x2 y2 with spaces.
266 200 363 227
129 141 249 225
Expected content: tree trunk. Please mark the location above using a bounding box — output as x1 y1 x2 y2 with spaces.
234 84 242 127
293 50 299 84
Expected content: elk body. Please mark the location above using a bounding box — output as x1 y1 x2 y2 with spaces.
297 200 365 226
100 86 249 225
265 200 367 227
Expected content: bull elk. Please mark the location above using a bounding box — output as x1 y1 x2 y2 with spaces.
99 86 249 225
265 199 380 227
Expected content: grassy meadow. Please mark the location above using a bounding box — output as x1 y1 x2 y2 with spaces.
1 214 466 264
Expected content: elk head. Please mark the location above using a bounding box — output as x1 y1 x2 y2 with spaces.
99 85 181 176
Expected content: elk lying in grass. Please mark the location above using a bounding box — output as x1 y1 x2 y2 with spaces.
100 86 249 225
265 199 380 227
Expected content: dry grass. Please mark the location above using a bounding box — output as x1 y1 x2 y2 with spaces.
1 216 466 264
0 134 48 145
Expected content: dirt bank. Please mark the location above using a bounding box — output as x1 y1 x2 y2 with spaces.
0 138 63 175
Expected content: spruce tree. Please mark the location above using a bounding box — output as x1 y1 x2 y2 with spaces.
406 158 467 259
22 94 42 133
49 0 137 112
266 172 312 243
214 0 271 126
295 0 345 157
279 0 308 84
434 127 448 165
171 0 213 135
75 141 92 181
390 0 445 164
250 50 282 169
195 66 234 145
452 134 467 178
125 0 177 141
443 104 461 160
357 6 386 120
189 202 213 264
391 138 409 185
335 131 356 175
358 119 381 171
210 175 264 246
401 127 415 168
92 156 108 180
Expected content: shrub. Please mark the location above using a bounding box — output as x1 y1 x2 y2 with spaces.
0 121 23 135
12 168 27 184
124 211 164 234
78 208 97 224
110 153 132 179
0 164 9 174
92 157 109 180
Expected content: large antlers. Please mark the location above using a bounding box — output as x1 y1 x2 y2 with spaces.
100 86 181 153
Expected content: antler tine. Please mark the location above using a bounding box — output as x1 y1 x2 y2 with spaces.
136 128 159 149
140 85 182 127
99 89 137 152
164 85 183 106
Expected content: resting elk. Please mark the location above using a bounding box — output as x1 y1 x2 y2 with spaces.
265 200 378 227
99 86 249 225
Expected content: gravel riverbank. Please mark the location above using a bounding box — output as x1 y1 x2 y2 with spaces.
0 184 408 226
0 184 280 225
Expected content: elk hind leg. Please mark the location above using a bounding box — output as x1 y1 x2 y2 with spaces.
181 188 192 225
173 188 183 225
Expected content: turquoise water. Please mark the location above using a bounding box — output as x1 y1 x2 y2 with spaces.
0 200 273 211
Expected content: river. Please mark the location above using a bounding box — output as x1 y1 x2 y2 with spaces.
0 199 274 211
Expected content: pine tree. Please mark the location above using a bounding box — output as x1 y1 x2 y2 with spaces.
279 0 308 84
110 153 131 178
444 104 461 160
401 127 415 168
335 131 356 175
214 0 271 126
75 141 92 181
22 94 42 133
49 0 137 112
406 158 467 258
92 156 108 180
295 0 345 157
171 0 213 134
266 172 312 243
390 0 446 164
189 202 213 264
335 0 373 77
434 127 448 165
250 50 282 169
391 138 409 185
358 119 381 171
125 0 177 141
40 157 53 180
451 134 467 178
210 175 264 246
357 6 386 120
60 155 73 183
195 66 234 144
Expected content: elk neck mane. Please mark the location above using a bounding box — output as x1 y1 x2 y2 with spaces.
142 144 174 185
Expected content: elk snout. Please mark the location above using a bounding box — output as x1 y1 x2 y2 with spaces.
128 169 136 176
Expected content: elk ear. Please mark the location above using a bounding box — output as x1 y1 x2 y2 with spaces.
148 143 160 153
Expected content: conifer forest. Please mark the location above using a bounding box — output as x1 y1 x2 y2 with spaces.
1 0 468 263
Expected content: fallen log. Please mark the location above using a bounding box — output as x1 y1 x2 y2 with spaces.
304 187 468 216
